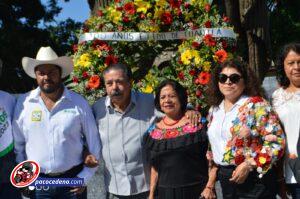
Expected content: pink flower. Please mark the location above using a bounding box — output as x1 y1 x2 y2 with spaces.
265 134 278 142
182 125 197 133
150 130 163 139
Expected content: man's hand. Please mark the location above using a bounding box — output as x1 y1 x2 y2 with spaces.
70 186 86 195
200 187 216 199
229 162 251 184
185 110 201 126
84 154 99 168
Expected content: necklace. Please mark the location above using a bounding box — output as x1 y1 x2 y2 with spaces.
162 116 181 126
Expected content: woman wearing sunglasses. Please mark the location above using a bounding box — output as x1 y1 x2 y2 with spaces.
206 59 285 198
272 42 300 198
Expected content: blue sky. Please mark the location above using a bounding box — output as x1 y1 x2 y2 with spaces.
42 0 90 22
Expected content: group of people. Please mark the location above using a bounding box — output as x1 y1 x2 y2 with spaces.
0 42 299 199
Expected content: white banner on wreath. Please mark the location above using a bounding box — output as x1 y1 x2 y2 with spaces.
79 28 236 42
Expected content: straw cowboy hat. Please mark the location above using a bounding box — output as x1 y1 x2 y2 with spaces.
22 46 73 78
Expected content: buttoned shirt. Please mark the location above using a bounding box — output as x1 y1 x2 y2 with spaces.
272 88 300 183
13 87 101 184
93 91 160 196
207 96 248 165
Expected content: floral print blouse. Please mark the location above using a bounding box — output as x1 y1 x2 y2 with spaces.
208 96 285 177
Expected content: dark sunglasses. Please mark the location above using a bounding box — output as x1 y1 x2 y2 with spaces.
218 73 242 84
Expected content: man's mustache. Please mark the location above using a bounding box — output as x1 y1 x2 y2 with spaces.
111 90 122 97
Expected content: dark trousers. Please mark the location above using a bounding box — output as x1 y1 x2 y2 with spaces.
0 183 22 199
287 183 300 199
218 166 277 199
106 191 149 199
30 164 86 199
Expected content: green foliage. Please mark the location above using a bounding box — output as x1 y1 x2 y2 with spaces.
0 0 81 92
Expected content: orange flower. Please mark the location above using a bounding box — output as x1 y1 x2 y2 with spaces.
196 72 211 85
215 49 228 63
88 75 101 89
203 34 216 47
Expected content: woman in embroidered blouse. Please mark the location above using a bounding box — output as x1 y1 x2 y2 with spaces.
206 59 285 199
144 79 216 199
272 42 300 198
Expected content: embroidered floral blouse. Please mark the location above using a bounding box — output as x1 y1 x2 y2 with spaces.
208 96 285 177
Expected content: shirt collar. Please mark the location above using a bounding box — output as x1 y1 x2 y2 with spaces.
219 95 248 111
105 91 137 109
28 86 72 102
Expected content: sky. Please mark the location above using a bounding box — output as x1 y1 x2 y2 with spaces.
42 0 90 22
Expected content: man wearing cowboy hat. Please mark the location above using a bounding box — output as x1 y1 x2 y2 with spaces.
13 46 101 199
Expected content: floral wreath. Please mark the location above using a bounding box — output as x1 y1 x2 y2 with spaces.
71 0 236 112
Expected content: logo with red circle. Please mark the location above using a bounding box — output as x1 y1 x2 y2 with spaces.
10 160 40 188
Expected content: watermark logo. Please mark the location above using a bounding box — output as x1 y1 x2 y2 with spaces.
10 160 40 188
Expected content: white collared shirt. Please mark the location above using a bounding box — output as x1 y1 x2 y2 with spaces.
13 87 101 184
207 96 248 165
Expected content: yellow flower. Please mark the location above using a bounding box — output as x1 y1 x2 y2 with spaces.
259 156 267 164
155 0 167 7
134 0 151 14
142 84 153 93
181 49 192 65
75 53 91 68
255 107 266 118
108 7 122 24
202 61 211 71
185 11 193 21
154 8 164 19
93 50 102 57
191 50 200 64
149 24 159 32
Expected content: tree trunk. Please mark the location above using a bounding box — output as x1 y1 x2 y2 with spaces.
222 0 271 82
88 0 113 15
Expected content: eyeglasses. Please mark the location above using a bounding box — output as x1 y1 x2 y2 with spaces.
218 73 242 84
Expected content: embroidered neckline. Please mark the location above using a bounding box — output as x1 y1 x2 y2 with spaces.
149 123 201 140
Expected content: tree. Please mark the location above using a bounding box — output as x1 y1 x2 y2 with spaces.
0 0 81 92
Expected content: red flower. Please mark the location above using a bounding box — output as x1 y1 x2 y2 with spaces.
92 39 111 51
197 72 211 85
87 75 101 89
234 155 245 165
116 7 123 11
96 10 104 17
140 13 146 19
189 70 196 76
123 16 130 23
124 2 135 15
72 44 78 53
192 42 200 48
184 2 190 8
204 21 211 28
221 40 228 49
215 49 228 63
203 34 216 47
165 130 179 139
114 0 120 2
161 12 173 25
105 55 118 66
170 0 182 8
204 3 211 12
178 71 185 80
235 138 244 147
196 89 202 97
223 15 230 23
250 96 264 103
82 25 89 33
255 153 271 168
72 76 79 83
82 71 89 79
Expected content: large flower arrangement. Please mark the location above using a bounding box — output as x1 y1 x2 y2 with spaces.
71 0 236 110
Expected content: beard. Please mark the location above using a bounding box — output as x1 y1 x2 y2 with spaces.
111 90 123 97
39 81 62 94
